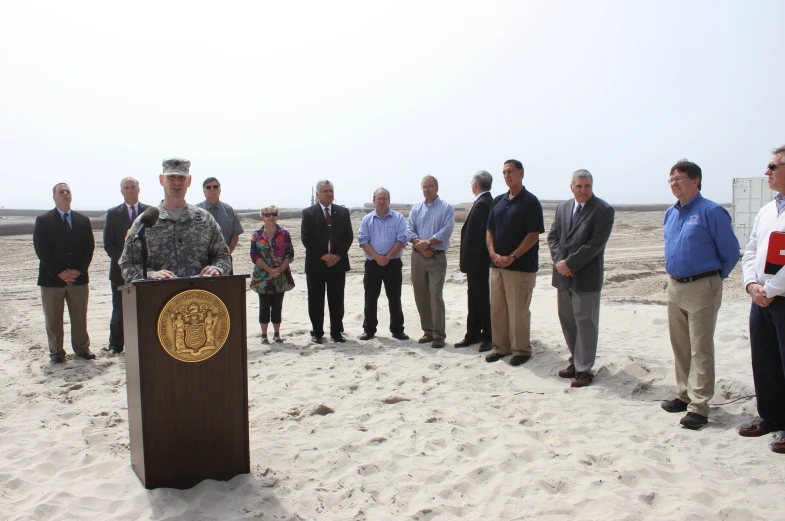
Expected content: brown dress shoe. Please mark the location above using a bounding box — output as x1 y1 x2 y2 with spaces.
558 364 576 379
570 372 593 387
739 423 776 437
431 338 445 348
772 437 785 454
418 334 434 344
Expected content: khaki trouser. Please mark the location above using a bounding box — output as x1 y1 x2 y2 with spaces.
667 274 722 417
411 251 447 339
490 268 536 356
41 284 90 359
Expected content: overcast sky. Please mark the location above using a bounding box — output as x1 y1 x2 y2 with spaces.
1 1 783 211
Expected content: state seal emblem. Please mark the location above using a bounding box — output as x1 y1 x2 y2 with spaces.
157 289 230 362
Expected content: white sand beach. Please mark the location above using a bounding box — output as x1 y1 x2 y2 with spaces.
1 210 783 521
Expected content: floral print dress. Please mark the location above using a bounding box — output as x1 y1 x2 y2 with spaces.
250 225 295 294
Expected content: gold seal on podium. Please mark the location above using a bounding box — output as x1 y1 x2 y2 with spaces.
157 289 230 362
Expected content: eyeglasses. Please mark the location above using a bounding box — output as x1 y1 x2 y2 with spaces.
204 184 220 190
667 176 689 185
767 163 785 172
263 212 278 217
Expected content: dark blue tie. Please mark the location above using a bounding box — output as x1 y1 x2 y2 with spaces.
63 211 71 230
571 204 582 229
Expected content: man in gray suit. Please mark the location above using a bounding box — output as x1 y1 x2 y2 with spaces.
547 169 614 387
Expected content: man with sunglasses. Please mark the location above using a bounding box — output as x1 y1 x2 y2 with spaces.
662 160 739 430
120 159 232 282
740 146 785 453
197 177 244 254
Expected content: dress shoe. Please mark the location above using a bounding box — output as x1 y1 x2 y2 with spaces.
739 422 776 437
332 334 346 343
680 412 708 430
75 350 96 360
418 334 434 344
431 338 445 349
510 355 531 366
454 338 479 348
661 398 689 413
310 335 324 344
570 372 593 387
772 436 785 454
359 332 375 341
478 342 492 352
392 332 409 341
485 352 509 363
103 346 123 354
50 357 65 365
558 364 576 379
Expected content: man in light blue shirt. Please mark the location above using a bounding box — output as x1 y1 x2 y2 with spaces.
358 187 409 341
661 159 739 430
407 176 455 348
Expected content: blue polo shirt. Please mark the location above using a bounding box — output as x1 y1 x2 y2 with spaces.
663 193 739 278
487 187 544 272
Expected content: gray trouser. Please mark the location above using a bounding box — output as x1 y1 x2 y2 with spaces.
411 251 447 339
557 288 601 374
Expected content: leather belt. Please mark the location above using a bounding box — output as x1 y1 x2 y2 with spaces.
670 270 720 283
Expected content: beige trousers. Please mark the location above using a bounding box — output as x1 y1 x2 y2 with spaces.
666 274 722 417
410 251 447 339
40 284 90 359
490 268 536 356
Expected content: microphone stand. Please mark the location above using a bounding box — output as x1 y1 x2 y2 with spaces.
139 227 149 280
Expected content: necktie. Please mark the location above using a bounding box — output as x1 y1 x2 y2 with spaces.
325 207 333 254
571 204 582 229
63 211 71 230
130 204 137 222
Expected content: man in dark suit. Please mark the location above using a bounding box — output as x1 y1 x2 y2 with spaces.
33 183 96 364
547 169 615 387
301 180 354 343
456 170 493 352
102 177 149 354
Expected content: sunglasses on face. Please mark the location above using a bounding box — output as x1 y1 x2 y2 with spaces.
204 184 220 190
767 163 784 172
263 212 278 217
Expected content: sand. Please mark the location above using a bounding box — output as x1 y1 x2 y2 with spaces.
1 210 783 521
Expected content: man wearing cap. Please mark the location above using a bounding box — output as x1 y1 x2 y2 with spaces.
407 175 455 349
119 159 232 282
33 183 96 364
102 177 149 354
661 159 739 430
196 177 244 254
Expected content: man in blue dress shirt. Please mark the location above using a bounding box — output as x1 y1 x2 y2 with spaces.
662 160 739 430
407 176 455 348
358 187 409 341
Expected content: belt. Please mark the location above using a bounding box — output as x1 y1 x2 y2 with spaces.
414 250 444 255
670 270 720 283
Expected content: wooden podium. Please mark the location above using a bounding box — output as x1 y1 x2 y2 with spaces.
121 275 250 489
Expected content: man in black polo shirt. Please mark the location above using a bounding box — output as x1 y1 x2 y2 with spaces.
485 159 545 366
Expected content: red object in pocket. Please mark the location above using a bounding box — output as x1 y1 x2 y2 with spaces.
765 231 785 275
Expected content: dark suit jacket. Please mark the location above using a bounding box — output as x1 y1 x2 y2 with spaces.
33 208 95 287
301 203 354 274
547 195 614 292
103 202 150 286
459 192 492 274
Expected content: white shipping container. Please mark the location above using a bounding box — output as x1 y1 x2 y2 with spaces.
732 177 776 248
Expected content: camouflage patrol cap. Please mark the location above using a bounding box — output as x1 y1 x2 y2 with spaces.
162 158 191 176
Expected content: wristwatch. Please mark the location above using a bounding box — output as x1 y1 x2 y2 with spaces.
511 253 517 259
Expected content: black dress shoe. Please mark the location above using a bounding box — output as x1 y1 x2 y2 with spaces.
75 350 96 360
485 352 509 363
105 346 123 354
509 355 531 366
359 332 375 341
661 398 689 413
332 334 346 343
454 338 479 348
680 412 708 430
392 332 409 340
311 335 324 344
478 342 492 352
50 357 65 365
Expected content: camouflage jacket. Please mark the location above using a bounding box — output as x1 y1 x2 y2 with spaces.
120 203 232 282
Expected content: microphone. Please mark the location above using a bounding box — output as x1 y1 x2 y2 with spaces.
132 207 160 240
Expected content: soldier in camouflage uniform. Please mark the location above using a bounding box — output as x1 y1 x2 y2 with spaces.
119 158 231 282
